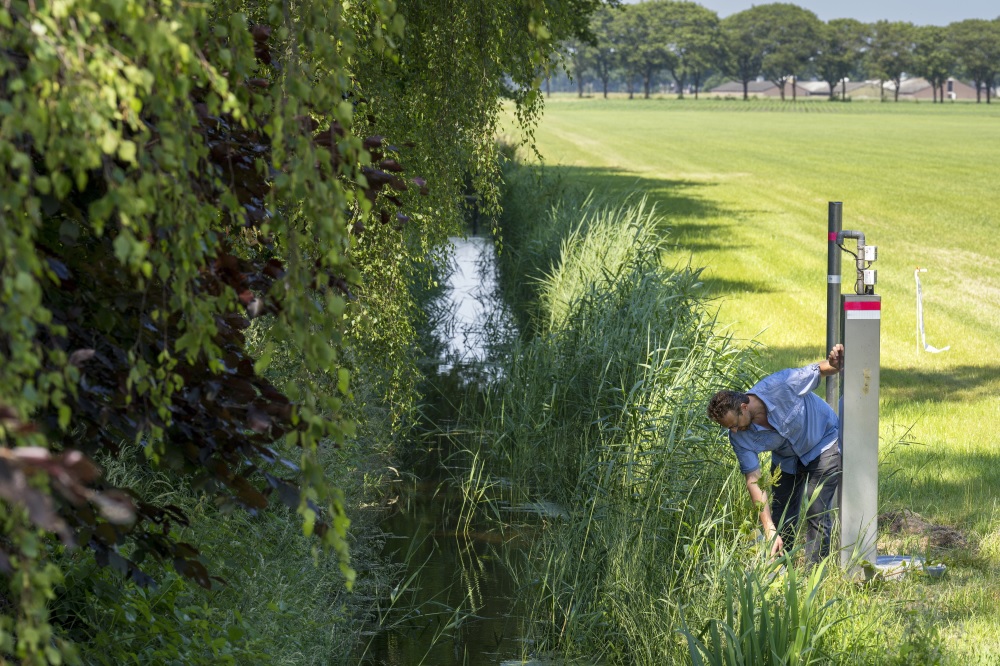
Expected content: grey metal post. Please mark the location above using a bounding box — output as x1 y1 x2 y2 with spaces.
826 202 842 413
839 294 880 570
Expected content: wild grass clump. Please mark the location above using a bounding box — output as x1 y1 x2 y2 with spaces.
483 189 742 505
493 161 589 332
52 440 388 666
464 167 754 661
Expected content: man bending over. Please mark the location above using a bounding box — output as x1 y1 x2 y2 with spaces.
707 344 844 562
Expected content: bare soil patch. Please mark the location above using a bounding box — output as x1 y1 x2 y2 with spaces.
879 509 968 555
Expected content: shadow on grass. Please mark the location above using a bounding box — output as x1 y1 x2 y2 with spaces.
884 445 1000 526
695 276 778 297
668 220 737 253
880 366 1000 404
744 344 830 373
738 345 999 405
531 164 762 252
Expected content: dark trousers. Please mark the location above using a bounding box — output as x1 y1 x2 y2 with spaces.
770 445 841 563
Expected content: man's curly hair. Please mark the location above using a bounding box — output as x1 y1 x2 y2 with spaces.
707 390 749 423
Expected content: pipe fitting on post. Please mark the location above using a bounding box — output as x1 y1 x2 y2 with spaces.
837 230 875 295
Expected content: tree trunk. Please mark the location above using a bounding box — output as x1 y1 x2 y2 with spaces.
842 79 847 100
545 75 551 98
674 71 685 100
602 77 609 99
792 76 797 101
976 81 982 103
743 80 749 100
779 80 786 101
644 73 651 99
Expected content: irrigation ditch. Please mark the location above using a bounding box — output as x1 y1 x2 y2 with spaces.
357 233 545 664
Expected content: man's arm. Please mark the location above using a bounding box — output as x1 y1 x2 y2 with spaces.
745 469 783 557
818 343 844 377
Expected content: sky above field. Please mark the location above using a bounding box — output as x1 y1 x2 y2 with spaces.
620 0 998 26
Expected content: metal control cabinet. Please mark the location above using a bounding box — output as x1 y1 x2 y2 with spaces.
839 294 881 568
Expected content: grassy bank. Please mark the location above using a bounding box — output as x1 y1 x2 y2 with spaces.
496 96 1000 660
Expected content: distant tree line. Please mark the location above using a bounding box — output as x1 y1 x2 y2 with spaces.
553 1 1000 102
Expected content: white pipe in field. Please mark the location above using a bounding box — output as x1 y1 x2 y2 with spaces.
915 268 950 353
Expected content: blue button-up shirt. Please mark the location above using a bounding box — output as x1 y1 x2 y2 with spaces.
729 363 839 475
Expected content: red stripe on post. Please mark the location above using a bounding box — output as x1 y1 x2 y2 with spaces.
828 232 837 242
844 301 881 311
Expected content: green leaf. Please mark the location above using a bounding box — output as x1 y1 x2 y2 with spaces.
53 172 72 199
118 140 137 164
100 131 119 155
58 404 71 430
253 342 275 374
14 271 35 293
113 233 134 264
301 505 316 537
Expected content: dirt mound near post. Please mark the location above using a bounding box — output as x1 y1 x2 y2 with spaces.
879 509 968 554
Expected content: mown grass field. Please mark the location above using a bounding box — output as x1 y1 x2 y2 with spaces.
503 94 1000 656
